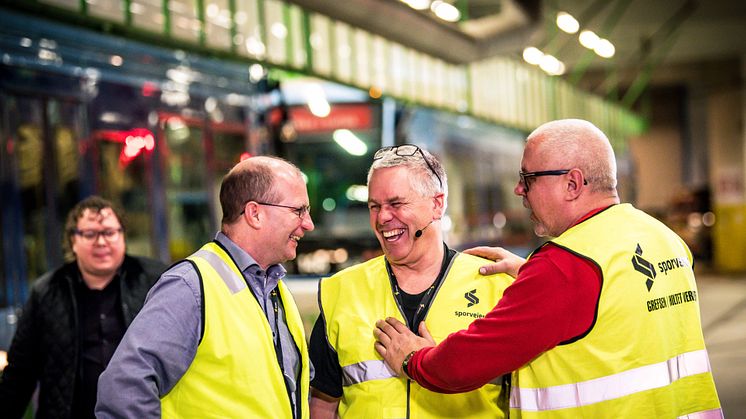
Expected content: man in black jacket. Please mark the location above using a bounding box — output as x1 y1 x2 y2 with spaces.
0 196 166 419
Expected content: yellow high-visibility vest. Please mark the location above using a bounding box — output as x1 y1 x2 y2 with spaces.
320 252 514 418
511 204 722 418
161 241 310 418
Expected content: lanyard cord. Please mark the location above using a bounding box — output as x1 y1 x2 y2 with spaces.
386 243 455 331
270 289 284 371
391 280 437 331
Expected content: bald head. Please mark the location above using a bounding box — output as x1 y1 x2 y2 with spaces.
219 156 302 225
526 119 617 193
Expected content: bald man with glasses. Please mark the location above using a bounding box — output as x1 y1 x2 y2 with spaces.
375 120 722 418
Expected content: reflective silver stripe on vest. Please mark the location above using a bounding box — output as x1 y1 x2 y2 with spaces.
193 249 246 294
678 408 724 419
511 349 712 411
341 360 397 386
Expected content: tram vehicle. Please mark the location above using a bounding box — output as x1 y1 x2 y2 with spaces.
0 11 535 319
0 11 265 311
275 89 536 275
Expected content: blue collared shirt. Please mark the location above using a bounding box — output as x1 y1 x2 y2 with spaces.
223 234 301 412
96 232 303 418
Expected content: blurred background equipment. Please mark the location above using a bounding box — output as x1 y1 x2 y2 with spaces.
1 0 745 356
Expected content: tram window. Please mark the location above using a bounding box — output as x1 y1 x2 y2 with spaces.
279 134 378 272
87 0 125 23
2 96 83 288
205 0 232 49
131 0 164 34
213 132 248 173
12 97 50 281
164 119 211 260
49 100 81 218
170 0 201 42
95 140 152 258
212 131 248 222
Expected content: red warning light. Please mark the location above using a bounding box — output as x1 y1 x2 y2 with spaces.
94 128 156 167
141 82 158 97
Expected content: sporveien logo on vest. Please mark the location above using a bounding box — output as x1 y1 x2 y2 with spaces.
631 243 657 291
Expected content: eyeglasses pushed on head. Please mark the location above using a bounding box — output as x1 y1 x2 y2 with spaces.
373 144 443 189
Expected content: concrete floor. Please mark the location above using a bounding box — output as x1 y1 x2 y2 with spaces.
697 274 746 418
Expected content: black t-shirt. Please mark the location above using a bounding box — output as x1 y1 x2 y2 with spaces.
71 274 126 419
309 244 456 398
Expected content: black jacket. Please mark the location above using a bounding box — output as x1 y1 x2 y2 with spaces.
0 255 165 419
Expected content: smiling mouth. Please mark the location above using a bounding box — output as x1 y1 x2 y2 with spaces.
290 235 301 242
381 228 405 240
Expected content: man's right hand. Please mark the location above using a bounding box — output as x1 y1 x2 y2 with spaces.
463 246 526 278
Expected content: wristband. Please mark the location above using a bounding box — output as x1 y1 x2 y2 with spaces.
401 350 417 379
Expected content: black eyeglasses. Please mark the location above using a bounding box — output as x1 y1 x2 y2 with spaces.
241 201 311 219
373 144 443 189
518 169 571 192
73 228 123 242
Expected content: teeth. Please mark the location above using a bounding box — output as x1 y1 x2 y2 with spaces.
290 235 300 241
382 229 405 238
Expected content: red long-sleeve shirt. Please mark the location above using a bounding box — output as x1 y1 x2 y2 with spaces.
407 238 602 393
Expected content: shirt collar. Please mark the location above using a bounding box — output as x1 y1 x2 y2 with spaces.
214 231 287 279
573 204 616 227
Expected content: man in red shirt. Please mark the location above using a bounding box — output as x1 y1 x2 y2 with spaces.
374 119 722 417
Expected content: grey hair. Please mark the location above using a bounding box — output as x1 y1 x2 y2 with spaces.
367 146 448 206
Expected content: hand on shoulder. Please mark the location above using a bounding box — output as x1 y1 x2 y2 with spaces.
463 246 526 278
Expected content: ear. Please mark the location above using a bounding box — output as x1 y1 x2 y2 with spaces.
243 202 263 229
432 192 446 218
565 168 585 200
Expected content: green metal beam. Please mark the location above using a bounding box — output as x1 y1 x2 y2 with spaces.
284 3 293 66
228 0 237 54
196 0 206 46
456 0 468 22
620 0 697 108
163 0 171 37
302 10 312 72
124 0 132 26
620 31 682 108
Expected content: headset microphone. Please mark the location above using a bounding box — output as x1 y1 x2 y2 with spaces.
414 220 435 238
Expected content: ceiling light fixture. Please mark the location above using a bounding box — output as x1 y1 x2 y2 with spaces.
539 54 565 76
401 0 431 11
594 38 616 58
333 129 368 156
556 12 579 34
305 83 331 117
522 47 544 65
578 30 600 49
431 1 461 22
523 46 565 76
